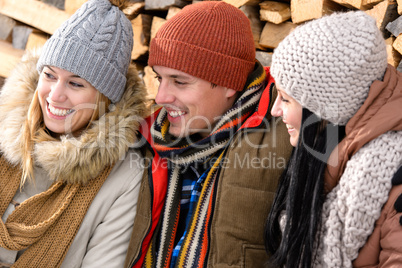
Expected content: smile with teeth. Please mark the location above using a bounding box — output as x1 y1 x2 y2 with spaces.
286 124 296 134
168 110 186 118
48 102 74 117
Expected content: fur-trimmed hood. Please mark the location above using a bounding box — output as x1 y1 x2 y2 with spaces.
0 50 148 184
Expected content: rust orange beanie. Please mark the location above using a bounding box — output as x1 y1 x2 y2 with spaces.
148 1 256 91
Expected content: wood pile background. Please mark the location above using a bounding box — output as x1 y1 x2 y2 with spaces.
1 0 402 99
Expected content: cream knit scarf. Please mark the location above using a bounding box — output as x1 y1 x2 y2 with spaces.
313 66 402 267
313 131 401 267
0 155 113 267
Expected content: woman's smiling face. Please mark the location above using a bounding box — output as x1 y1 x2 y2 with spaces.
271 86 303 147
37 66 98 137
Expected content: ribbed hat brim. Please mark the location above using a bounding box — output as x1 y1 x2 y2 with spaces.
37 37 127 103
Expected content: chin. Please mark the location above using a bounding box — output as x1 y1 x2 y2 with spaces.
168 128 184 138
290 138 298 147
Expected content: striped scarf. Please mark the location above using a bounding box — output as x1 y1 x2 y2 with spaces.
145 63 266 268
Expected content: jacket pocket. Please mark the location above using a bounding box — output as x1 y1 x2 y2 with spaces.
242 244 270 268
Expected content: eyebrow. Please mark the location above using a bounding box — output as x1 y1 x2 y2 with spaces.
152 67 191 80
46 65 81 78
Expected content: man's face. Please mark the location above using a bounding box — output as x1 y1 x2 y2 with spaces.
153 65 237 138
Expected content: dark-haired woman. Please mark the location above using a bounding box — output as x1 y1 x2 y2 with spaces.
265 11 402 268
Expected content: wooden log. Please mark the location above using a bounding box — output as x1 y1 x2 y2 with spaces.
131 14 151 60
0 40 24 77
222 0 260 8
150 16 166 41
0 0 71 35
64 0 87 14
42 0 65 10
143 65 159 100
385 36 402 67
124 2 145 19
259 21 296 49
365 0 398 38
259 1 291 24
138 7 179 59
26 30 49 50
393 32 402 54
386 14 402 37
331 0 382 10
166 6 181 20
397 0 402 14
240 5 266 50
12 25 33 50
291 0 345 24
256 51 273 67
145 0 188 10
0 13 15 41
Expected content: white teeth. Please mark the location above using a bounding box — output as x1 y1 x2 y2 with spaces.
286 124 294 130
48 103 74 117
168 110 185 118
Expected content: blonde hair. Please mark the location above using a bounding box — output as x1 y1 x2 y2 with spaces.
21 90 111 184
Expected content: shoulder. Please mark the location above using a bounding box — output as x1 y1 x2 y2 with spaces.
105 148 144 192
80 148 144 227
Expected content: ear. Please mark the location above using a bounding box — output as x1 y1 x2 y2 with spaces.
225 88 237 98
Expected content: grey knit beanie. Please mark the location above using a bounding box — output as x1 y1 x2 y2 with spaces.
37 0 133 103
270 11 388 125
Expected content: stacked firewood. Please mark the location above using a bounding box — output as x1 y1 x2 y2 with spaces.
1 0 402 98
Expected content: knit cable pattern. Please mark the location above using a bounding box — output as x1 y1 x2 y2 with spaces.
36 0 133 103
314 130 402 267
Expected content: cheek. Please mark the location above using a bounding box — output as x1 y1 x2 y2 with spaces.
36 83 48 108
295 108 303 131
74 90 97 107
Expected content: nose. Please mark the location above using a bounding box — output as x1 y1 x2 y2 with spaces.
49 81 67 103
154 81 175 105
271 96 283 117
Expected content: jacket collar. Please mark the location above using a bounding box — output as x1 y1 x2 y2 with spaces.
239 66 275 130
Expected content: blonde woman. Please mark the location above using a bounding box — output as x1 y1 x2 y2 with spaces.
0 0 148 266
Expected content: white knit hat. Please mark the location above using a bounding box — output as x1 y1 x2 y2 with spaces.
37 0 133 103
270 11 387 125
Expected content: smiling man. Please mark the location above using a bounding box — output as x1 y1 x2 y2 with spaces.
125 2 292 268
153 65 237 138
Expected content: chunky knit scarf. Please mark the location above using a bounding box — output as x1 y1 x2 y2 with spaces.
145 63 266 268
315 131 402 267
0 155 113 267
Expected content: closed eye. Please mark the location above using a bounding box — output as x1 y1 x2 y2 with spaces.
44 72 55 80
69 81 84 88
174 80 187 86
